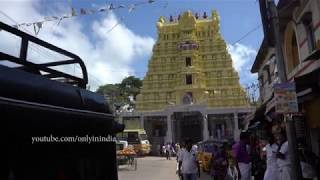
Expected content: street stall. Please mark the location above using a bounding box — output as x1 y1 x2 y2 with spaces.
197 140 228 173
116 145 138 170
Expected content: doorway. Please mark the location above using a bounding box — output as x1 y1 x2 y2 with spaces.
173 111 203 143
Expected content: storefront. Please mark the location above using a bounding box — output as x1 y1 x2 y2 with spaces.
295 67 320 157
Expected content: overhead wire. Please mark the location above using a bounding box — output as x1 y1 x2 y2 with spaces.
0 10 66 62
1 1 264 88
1 9 118 86
231 24 262 45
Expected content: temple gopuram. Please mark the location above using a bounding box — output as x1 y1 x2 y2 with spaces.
120 11 254 154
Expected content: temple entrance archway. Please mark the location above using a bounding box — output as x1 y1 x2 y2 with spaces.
173 111 203 143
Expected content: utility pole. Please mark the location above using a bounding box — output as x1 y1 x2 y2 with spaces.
263 0 302 179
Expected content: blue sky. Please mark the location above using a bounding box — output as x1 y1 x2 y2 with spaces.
0 0 263 90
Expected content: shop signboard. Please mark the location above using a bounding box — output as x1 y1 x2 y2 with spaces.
274 82 298 113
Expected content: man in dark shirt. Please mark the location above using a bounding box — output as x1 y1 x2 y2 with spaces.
232 132 251 180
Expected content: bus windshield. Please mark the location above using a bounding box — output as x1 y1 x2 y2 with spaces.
127 132 140 144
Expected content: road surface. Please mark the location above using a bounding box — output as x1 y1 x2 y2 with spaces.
118 156 212 180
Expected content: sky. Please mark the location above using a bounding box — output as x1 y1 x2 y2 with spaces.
0 0 263 91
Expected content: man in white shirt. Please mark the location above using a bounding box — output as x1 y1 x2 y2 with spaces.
178 139 200 180
276 132 292 180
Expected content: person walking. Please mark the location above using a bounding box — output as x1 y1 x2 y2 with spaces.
209 145 218 179
210 144 228 180
275 131 292 180
160 143 164 156
192 144 198 152
176 143 185 180
166 143 172 160
263 135 280 180
162 144 166 157
176 143 184 161
178 139 200 180
225 142 239 180
232 132 251 180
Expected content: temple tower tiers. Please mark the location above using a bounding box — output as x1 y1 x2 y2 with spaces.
136 10 248 112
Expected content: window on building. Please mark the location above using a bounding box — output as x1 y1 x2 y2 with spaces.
285 24 300 73
258 75 264 88
182 92 193 104
186 57 192 67
302 12 316 52
267 68 271 84
263 65 271 84
186 74 192 84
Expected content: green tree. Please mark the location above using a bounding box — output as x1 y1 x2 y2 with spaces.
119 76 142 101
96 84 121 110
96 76 142 111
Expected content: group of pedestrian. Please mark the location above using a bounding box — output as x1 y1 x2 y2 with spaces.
161 142 178 160
206 132 251 180
263 130 318 180
170 129 319 180
174 134 250 180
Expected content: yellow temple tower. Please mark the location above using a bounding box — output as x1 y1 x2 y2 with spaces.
120 11 254 154
136 10 248 111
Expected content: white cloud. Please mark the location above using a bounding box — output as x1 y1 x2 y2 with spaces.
0 0 154 90
227 43 258 86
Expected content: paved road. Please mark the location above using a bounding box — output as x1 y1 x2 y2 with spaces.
118 156 212 180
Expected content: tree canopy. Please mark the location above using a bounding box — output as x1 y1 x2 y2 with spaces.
96 76 142 112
